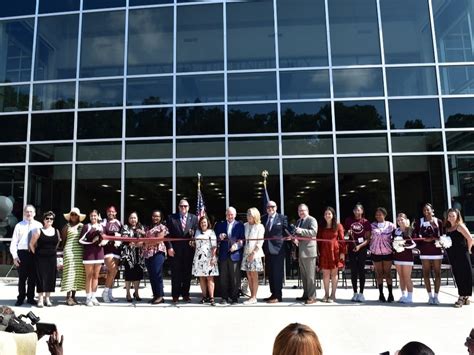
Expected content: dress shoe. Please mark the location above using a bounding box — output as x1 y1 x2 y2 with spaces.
148 297 157 304
183 296 192 303
27 299 36 306
305 298 317 305
172 297 179 304
263 296 273 302
126 295 133 302
133 292 142 301
296 296 308 302
266 298 279 304
152 297 165 304
15 300 24 306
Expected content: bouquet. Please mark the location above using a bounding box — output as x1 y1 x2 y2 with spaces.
392 236 406 253
435 234 452 249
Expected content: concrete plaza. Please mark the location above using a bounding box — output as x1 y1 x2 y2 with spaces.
0 278 472 355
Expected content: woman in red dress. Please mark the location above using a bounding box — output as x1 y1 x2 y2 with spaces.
317 207 345 302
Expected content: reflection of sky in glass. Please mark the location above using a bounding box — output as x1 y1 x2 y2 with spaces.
80 12 125 77
333 69 384 98
128 8 173 74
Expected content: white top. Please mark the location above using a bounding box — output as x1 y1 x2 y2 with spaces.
244 223 265 258
195 229 217 248
9 219 43 260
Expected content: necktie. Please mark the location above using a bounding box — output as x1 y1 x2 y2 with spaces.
181 215 186 231
267 216 273 231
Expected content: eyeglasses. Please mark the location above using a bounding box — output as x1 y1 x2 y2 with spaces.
179 205 189 208
44 217 54 221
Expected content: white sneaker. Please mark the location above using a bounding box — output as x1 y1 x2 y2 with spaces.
109 290 118 303
432 296 440 305
243 298 257 305
358 294 365 302
102 290 111 303
402 297 413 304
92 297 100 306
398 296 406 303
351 293 358 302
86 299 94 307
428 295 434 305
37 299 44 308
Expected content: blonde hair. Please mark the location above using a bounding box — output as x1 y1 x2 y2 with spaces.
273 323 323 355
396 213 410 228
445 208 464 228
247 207 261 225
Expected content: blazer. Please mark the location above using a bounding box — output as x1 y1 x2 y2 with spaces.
244 223 265 258
296 215 318 259
165 213 198 251
214 220 245 262
262 213 289 256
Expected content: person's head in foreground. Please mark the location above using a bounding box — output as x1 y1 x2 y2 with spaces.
396 341 434 355
273 323 322 355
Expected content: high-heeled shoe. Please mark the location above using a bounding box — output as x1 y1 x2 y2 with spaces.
133 292 141 301
126 295 132 302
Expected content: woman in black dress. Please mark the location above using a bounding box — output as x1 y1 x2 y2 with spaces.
121 212 146 302
29 211 60 307
445 208 473 308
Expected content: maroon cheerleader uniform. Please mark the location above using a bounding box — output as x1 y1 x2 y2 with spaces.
413 217 443 260
79 223 105 264
392 228 416 266
102 219 122 259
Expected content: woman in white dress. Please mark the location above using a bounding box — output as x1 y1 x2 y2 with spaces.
192 216 218 306
241 207 265 305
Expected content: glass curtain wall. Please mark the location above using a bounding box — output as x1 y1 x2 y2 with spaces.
0 0 472 260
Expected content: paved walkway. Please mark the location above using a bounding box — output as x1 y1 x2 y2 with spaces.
0 279 472 355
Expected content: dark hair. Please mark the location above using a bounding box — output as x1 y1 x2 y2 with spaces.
423 203 434 213
42 211 55 219
198 215 211 231
398 341 434 355
106 205 117 212
375 207 388 217
273 323 323 355
323 207 338 231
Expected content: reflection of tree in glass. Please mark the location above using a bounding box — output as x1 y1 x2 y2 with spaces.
404 119 425 129
281 104 331 132
0 85 29 111
176 106 224 135
335 102 385 130
142 96 163 105
228 108 277 133
50 99 75 110
126 108 173 137
445 113 474 128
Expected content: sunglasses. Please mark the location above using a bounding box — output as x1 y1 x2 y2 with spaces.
44 217 54 221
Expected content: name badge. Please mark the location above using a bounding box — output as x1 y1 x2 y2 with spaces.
358 237 364 244
377 223 385 228
422 222 431 227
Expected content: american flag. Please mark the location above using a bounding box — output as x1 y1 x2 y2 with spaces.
196 173 206 218
262 171 270 215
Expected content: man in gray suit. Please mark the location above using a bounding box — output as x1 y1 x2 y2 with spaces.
294 204 318 304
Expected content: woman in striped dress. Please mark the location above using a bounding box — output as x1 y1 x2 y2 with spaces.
60 207 86 306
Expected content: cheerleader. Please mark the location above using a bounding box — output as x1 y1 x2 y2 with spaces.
101 206 122 302
369 207 396 302
413 203 443 305
393 213 416 304
79 210 106 307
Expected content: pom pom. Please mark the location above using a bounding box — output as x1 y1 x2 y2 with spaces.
392 237 406 253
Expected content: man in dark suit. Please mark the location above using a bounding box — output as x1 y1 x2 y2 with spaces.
293 204 318 304
262 200 289 303
214 207 245 304
166 199 198 303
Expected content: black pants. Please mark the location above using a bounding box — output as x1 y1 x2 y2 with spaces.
267 249 285 301
447 247 473 297
17 250 36 302
170 246 193 298
349 248 367 293
218 258 241 301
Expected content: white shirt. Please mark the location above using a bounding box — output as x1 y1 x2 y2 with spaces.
227 220 234 237
9 219 43 260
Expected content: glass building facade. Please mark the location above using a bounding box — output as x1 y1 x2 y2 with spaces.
0 0 473 243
